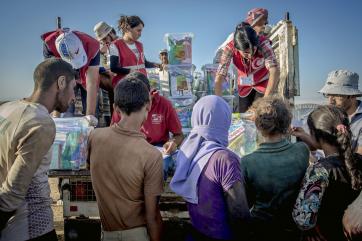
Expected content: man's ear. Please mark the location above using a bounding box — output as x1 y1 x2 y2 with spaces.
114 104 121 114
57 76 66 90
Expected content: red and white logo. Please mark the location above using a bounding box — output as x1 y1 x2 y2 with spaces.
151 114 163 124
252 57 264 70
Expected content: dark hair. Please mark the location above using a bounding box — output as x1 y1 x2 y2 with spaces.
33 58 76 91
110 28 117 35
253 97 292 135
234 22 259 54
126 72 150 91
118 15 144 34
114 75 150 115
307 105 362 190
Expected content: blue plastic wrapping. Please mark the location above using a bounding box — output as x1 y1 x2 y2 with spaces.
170 97 194 129
50 117 93 170
203 64 231 95
169 65 193 98
146 69 161 91
165 33 193 65
228 113 257 157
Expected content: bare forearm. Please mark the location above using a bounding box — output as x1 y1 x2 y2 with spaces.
226 182 251 237
86 83 97 116
215 74 225 96
299 134 318 151
86 69 99 116
146 211 163 241
264 67 279 96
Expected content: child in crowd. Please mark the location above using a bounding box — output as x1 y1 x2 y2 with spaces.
240 97 309 241
293 105 362 241
171 95 250 241
88 76 163 241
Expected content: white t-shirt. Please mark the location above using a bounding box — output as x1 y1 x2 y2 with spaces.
126 43 140 60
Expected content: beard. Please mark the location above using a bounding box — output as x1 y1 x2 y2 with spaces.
54 92 71 113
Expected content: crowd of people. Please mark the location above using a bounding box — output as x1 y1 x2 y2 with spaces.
1 7 362 241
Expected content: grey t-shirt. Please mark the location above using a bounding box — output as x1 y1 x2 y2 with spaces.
0 100 55 240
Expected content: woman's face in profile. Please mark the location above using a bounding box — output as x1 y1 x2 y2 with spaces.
127 24 143 41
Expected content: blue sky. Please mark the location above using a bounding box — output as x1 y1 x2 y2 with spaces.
0 0 361 103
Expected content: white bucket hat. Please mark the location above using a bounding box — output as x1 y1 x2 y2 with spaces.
319 70 362 96
93 21 113 41
55 31 87 69
159 49 168 54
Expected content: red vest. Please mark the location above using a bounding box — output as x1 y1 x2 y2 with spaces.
41 30 99 88
228 35 270 97
111 39 147 87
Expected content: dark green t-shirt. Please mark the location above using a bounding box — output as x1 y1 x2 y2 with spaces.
241 139 309 228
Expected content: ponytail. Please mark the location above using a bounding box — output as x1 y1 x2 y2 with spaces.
308 105 362 190
118 15 144 35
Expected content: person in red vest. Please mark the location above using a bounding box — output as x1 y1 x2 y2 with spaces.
214 7 271 62
112 72 184 156
109 15 160 88
41 28 100 118
214 9 279 113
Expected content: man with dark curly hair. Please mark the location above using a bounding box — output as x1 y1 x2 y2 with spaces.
240 96 309 241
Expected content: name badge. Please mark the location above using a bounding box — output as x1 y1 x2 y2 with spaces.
239 76 253 86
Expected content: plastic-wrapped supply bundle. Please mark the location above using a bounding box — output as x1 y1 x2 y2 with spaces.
192 71 207 101
228 113 257 157
222 95 235 112
165 33 193 65
171 97 194 129
169 65 193 98
146 68 161 91
50 117 93 170
203 64 231 95
292 104 319 129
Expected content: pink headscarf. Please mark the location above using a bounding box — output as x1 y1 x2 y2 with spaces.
245 8 268 27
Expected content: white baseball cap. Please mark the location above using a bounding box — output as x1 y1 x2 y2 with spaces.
55 31 88 69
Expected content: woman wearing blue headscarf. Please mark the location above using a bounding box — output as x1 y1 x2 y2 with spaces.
170 95 250 241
